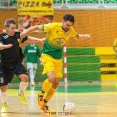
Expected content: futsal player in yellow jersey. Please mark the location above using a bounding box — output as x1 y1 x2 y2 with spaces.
21 14 91 113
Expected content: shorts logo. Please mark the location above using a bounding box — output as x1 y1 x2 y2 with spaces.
0 77 4 83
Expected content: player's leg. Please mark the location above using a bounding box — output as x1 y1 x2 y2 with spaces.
27 63 34 86
0 85 8 112
44 77 60 103
38 54 55 107
38 78 52 106
40 78 60 113
38 72 55 106
0 65 14 112
31 63 37 86
39 71 57 113
16 63 29 105
18 74 28 104
39 58 62 113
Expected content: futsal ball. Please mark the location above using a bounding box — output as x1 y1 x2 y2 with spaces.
63 102 75 113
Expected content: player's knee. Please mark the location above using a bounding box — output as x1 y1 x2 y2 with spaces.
48 78 55 83
48 73 56 83
20 74 29 82
52 81 59 89
24 75 29 82
1 85 8 92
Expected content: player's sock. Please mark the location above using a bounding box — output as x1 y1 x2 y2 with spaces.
44 86 56 104
19 81 28 95
38 91 45 106
38 79 51 106
0 91 8 104
42 79 51 92
0 91 8 112
29 68 34 84
33 68 36 77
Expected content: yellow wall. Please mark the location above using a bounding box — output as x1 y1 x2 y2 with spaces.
95 47 115 55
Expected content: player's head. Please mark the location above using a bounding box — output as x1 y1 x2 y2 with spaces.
4 18 16 36
62 14 75 32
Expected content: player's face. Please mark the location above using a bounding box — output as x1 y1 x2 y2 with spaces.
62 20 73 32
6 24 16 36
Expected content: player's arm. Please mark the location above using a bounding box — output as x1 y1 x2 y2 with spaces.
27 37 45 43
20 25 43 39
20 35 45 43
0 42 13 50
70 27 91 40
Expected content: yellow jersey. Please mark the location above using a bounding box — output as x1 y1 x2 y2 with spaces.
41 22 78 59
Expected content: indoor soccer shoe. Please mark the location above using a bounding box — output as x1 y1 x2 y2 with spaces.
40 105 50 113
1 103 8 112
38 93 44 106
19 93 27 105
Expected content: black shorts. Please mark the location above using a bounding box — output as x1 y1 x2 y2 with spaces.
0 62 28 86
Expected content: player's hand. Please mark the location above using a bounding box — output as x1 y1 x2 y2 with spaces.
40 38 46 43
84 34 91 39
5 44 13 49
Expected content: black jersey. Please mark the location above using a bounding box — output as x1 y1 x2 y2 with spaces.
0 32 27 65
19 46 25 62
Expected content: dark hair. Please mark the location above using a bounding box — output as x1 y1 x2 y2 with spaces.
63 14 75 24
4 18 16 27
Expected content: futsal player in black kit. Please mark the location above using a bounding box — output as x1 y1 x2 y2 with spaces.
0 18 45 112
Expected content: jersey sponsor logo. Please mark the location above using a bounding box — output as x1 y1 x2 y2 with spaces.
52 38 66 47
3 35 9 39
0 77 4 83
28 50 36 53
56 39 63 44
34 47 37 49
17 38 21 43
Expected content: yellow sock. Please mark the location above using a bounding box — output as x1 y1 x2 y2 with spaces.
44 86 56 104
41 79 51 94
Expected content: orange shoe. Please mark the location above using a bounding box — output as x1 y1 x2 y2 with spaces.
40 105 50 113
38 93 44 106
